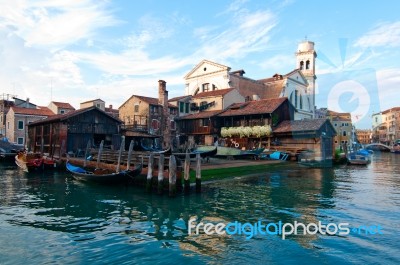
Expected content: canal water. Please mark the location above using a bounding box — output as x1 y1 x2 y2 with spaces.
0 153 399 264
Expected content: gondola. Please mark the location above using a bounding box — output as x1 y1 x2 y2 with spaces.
215 146 265 160
66 161 142 184
173 146 218 159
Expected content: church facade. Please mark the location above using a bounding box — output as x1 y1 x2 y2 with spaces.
183 40 317 120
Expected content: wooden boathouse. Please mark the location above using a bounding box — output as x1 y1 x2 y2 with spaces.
27 106 122 156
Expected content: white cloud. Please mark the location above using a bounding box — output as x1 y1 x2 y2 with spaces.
354 21 400 48
376 68 400 108
193 10 277 62
0 0 118 49
257 54 293 73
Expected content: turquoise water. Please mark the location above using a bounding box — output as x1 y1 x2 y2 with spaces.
0 153 399 264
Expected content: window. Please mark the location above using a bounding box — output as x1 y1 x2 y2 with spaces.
7 121 9 129
179 102 185 113
17 137 24 145
334 123 337 127
212 84 217 91
60 110 65 114
150 105 159 114
18 120 24 130
295 90 298 108
306 60 310 70
202 83 210 92
151 119 160 130
185 103 189 113
203 118 210 127
134 104 139 113
96 103 100 108
299 61 304 70
169 108 177 115
343 131 347 136
299 95 303 110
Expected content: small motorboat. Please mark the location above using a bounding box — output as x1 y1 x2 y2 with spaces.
347 149 371 165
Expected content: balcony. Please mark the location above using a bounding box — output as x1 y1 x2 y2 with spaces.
121 124 148 132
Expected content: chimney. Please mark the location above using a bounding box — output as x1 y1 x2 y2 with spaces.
109 104 113 109
158 80 168 109
158 80 170 148
26 98 30 108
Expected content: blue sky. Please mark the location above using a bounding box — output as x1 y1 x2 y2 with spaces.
1 0 399 129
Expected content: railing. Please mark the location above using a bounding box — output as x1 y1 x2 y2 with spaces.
121 124 148 132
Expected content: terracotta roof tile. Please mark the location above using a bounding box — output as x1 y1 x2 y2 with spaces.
11 106 55 116
218 98 287 117
192 88 234 98
382 107 400 114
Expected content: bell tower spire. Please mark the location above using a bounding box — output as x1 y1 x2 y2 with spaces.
296 39 317 117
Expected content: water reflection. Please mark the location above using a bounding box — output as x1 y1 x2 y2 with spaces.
1 153 400 264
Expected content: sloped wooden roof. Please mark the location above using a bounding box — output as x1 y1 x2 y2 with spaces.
218 98 288 117
28 106 122 126
273 119 333 133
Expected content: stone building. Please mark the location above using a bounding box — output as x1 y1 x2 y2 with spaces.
5 106 54 145
80 99 106 111
356 129 372 145
372 107 400 145
182 40 317 120
47 101 75 114
326 110 352 150
118 80 178 150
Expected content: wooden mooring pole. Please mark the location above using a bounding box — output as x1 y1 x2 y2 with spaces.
169 155 177 197
157 154 165 194
146 153 154 192
84 140 91 167
196 153 201 193
184 152 190 194
96 140 104 169
126 140 134 169
116 136 125 173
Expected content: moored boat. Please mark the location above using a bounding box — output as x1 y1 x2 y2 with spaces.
215 146 264 160
173 146 218 159
390 143 400 154
15 152 57 172
347 149 371 165
261 151 289 161
66 161 142 184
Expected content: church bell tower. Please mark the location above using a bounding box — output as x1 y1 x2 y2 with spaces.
296 40 317 117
